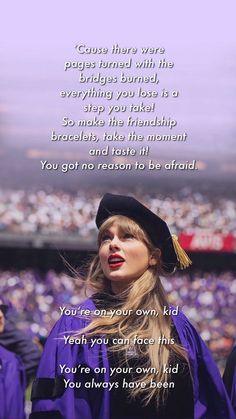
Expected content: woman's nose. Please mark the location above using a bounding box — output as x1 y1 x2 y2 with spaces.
109 236 121 250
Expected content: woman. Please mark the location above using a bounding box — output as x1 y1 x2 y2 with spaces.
30 193 235 419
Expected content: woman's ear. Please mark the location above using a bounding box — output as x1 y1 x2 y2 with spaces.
149 256 157 266
149 248 161 266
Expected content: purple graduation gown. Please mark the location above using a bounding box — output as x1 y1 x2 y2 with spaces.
0 345 25 419
31 299 235 419
223 346 236 414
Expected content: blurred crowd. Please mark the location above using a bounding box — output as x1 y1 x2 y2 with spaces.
0 188 236 235
0 269 235 368
162 272 236 367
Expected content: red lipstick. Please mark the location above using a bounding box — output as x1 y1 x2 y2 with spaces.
108 253 125 269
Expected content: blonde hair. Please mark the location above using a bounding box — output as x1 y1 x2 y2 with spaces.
79 215 188 406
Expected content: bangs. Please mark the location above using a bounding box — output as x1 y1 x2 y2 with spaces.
98 215 152 247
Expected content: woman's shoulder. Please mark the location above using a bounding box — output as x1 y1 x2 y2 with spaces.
169 305 198 330
52 297 96 332
170 306 207 356
37 298 96 373
169 304 194 335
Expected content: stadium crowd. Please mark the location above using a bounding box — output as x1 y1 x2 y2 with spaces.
0 188 236 235
0 269 235 368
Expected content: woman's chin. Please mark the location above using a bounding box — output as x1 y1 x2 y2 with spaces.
107 274 128 282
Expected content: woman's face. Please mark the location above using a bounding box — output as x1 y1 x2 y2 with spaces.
99 220 156 294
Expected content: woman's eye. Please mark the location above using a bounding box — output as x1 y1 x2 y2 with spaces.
101 234 111 242
124 233 135 239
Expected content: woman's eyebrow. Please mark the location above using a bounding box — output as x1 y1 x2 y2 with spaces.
103 228 112 234
100 229 113 237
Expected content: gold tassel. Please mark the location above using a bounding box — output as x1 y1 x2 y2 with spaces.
171 234 192 270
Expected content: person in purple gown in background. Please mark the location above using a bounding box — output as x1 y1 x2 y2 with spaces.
30 194 235 419
224 345 236 414
0 302 26 419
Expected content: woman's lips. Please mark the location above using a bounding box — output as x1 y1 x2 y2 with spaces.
108 254 125 269
109 261 124 269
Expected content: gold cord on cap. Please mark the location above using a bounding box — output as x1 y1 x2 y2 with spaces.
171 234 192 270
